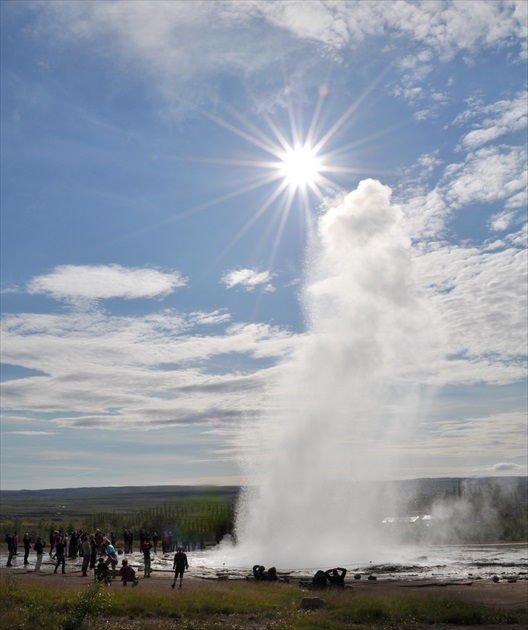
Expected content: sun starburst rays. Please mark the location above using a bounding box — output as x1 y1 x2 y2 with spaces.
166 86 389 277
192 100 361 272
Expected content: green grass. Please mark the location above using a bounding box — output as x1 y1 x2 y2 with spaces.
1 574 525 630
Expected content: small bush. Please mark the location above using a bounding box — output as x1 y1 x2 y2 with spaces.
61 583 111 630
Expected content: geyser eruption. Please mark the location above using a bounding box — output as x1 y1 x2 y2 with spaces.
233 179 437 569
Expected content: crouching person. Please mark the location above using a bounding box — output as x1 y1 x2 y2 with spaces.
119 558 138 587
94 557 112 584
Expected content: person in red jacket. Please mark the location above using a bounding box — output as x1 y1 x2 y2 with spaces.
119 559 138 586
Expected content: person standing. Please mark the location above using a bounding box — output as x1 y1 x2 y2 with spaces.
89 534 97 570
124 529 134 554
53 535 66 574
34 537 46 572
105 541 118 577
95 530 103 553
80 535 91 576
49 529 56 557
5 533 15 567
171 547 189 589
22 533 31 565
68 531 78 559
142 538 152 578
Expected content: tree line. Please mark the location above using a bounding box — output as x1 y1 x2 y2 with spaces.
2 499 236 547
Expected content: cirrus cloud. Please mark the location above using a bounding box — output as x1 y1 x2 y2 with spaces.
221 268 275 292
23 0 527 120
454 92 528 151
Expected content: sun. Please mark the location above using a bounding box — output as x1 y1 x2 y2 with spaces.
182 84 383 268
278 144 322 190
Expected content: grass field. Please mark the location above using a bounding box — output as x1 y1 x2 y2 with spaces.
1 572 526 630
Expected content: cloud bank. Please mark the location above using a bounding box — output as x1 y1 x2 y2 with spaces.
25 1 527 117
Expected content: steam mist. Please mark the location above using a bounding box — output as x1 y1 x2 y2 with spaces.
233 179 438 569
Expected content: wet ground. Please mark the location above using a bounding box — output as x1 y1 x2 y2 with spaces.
3 542 527 584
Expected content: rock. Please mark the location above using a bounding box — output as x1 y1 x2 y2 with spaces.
492 575 500 582
367 575 377 581
354 574 362 580
300 597 324 610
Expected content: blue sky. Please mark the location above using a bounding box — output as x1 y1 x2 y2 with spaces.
1 0 526 491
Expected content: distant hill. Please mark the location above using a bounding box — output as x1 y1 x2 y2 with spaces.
0 485 240 520
1 477 525 520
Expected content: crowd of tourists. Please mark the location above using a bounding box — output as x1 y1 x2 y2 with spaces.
4 528 192 588
5 530 348 589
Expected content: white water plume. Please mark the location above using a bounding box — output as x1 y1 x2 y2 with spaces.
230 179 439 570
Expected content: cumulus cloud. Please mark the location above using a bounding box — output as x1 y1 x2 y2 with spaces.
221 268 275 292
27 264 187 302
